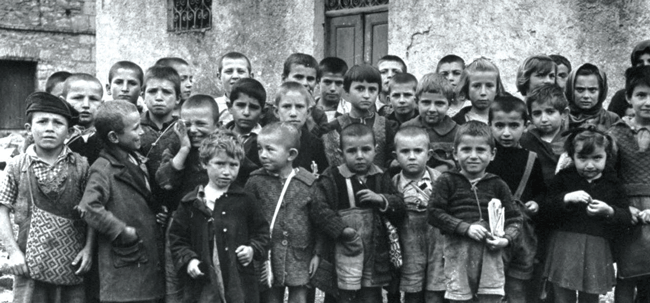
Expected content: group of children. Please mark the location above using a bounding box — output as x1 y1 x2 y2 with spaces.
2 39 650 303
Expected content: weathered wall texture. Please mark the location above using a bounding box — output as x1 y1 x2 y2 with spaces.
96 0 323 100
389 0 650 102
0 0 96 90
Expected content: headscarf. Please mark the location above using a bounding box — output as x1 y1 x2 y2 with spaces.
565 63 608 118
630 40 650 66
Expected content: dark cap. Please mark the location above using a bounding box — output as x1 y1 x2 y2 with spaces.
25 92 78 125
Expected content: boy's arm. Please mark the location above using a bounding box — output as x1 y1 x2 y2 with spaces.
168 204 200 274
427 175 472 235
498 179 522 244
246 195 270 261
309 183 347 240
0 206 27 276
155 147 185 190
384 119 399 168
529 158 547 208
378 172 406 227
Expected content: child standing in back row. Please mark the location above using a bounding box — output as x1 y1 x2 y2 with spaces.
453 58 508 125
564 63 620 131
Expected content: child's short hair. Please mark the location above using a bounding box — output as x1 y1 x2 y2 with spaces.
343 64 382 93
394 126 430 147
625 66 650 99
259 122 301 151
339 123 375 149
274 81 313 107
218 52 252 73
181 94 220 124
631 40 650 66
230 78 267 109
416 73 454 102
457 57 507 100
95 100 138 144
62 73 103 97
549 54 571 71
45 71 72 94
319 57 348 76
108 61 144 85
454 120 495 150
388 73 418 94
526 84 568 113
282 53 320 80
564 127 616 161
516 55 557 96
378 55 407 73
489 95 529 123
568 64 608 104
199 129 245 165
155 57 189 67
144 65 181 98
435 54 465 72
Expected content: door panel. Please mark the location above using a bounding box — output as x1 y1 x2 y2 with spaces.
0 60 36 129
327 14 363 68
364 12 388 65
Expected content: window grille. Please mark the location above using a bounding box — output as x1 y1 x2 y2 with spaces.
325 0 389 11
171 0 212 32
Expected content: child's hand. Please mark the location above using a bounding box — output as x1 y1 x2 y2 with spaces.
525 201 539 214
309 254 320 279
466 224 489 242
6 250 27 276
356 189 386 209
72 245 93 275
630 206 641 224
186 259 204 279
586 200 614 217
485 235 509 250
174 120 191 149
117 226 139 246
564 190 592 204
236 245 253 266
638 210 650 224
156 206 169 226
340 227 358 242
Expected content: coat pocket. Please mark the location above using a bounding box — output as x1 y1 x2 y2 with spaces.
291 244 313 261
111 240 149 268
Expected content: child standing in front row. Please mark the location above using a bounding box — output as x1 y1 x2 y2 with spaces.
428 121 522 303
544 128 631 303
453 58 507 125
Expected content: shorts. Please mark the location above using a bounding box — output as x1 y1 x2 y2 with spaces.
399 211 446 293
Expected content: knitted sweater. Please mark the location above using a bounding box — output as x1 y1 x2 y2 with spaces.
609 121 650 196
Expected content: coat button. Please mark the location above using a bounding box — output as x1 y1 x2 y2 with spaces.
283 231 288 236
281 240 288 246
223 228 227 232
225 247 228 251
222 211 226 215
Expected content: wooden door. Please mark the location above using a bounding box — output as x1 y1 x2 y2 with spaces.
0 60 36 129
364 12 388 66
326 10 388 68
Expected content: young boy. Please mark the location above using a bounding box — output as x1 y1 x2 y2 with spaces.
223 78 265 167
401 73 458 172
317 57 351 122
436 55 465 88
322 64 398 169
45 70 72 97
392 126 445 303
139 65 181 157
608 40 650 118
428 121 522 303
549 54 571 90
155 57 194 107
387 72 419 126
106 61 144 112
315 123 406 302
377 55 407 116
216 52 253 125
168 130 270 303
0 92 93 302
486 96 546 303
80 100 165 302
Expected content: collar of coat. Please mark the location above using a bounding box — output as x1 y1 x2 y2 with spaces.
249 167 316 186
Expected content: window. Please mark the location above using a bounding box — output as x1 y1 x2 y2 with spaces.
325 0 389 11
0 60 36 130
169 0 212 32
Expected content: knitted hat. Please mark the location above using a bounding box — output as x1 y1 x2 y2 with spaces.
25 91 78 126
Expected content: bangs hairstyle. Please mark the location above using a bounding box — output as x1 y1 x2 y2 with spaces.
378 55 407 73
394 126 430 147
564 128 616 162
388 73 418 94
62 73 103 97
199 129 245 164
550 54 571 71
526 84 568 113
144 65 181 98
95 100 138 144
489 95 528 124
416 73 454 103
319 57 348 76
230 78 267 109
454 120 495 149
625 66 650 99
436 54 466 72
339 123 375 149
108 61 144 85
182 94 220 124
259 122 301 150
219 52 252 73
155 57 189 68
457 57 507 100
516 55 557 96
282 53 320 80
45 71 72 94
274 81 313 107
343 64 382 93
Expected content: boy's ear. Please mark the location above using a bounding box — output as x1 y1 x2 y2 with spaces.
490 147 497 161
427 148 434 161
288 148 299 161
107 130 120 144
66 127 74 139
106 84 111 95
561 107 570 119
24 123 31 132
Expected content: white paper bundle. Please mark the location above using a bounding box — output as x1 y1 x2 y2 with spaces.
488 198 505 237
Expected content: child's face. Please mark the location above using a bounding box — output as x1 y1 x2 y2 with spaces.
454 135 495 180
418 92 449 126
203 151 240 190
528 70 556 93
341 134 376 175
395 134 430 177
219 57 251 95
257 133 295 175
635 53 650 67
27 112 70 152
108 68 142 104
275 91 310 129
144 78 179 118
114 110 143 151
573 74 600 110
625 107 636 120
573 143 606 180
627 83 650 123
285 64 318 94
180 106 219 148
389 83 417 116
65 80 103 127
172 63 193 102
438 62 464 87
229 93 262 134
490 110 525 148
378 61 404 94
530 100 565 136
468 71 497 110
345 80 379 112
319 72 345 103
556 64 570 90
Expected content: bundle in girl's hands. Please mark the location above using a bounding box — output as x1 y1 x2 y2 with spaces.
488 198 505 237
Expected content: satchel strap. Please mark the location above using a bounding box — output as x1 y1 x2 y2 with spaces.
269 169 297 236
513 151 536 201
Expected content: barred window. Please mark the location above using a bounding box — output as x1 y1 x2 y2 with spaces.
169 0 212 32
325 0 389 12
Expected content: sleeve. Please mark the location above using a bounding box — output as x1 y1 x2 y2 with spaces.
309 185 347 240
79 163 127 241
541 172 581 219
168 204 200 274
378 172 406 227
384 119 398 167
311 137 330 174
499 179 522 244
606 180 632 226
427 175 471 236
0 159 19 211
528 158 547 207
155 147 184 190
246 194 270 261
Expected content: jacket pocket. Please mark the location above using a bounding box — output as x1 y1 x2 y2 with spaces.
292 244 313 261
111 240 149 268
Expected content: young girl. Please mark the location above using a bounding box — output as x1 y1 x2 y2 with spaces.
564 63 621 131
515 55 557 97
543 127 631 303
452 57 508 125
